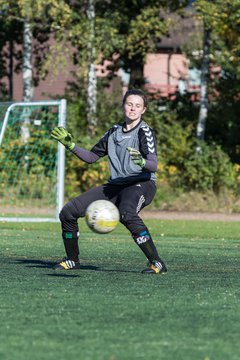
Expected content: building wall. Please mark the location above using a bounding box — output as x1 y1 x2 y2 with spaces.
144 53 188 97
10 56 77 102
2 50 193 102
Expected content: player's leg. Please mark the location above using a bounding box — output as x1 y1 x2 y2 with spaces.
54 184 120 270
118 181 167 274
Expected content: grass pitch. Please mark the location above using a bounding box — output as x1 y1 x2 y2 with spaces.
0 218 239 360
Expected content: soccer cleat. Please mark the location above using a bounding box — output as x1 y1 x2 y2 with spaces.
141 260 167 274
53 258 80 270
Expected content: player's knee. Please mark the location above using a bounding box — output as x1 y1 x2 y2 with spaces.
120 210 131 226
120 210 146 235
120 210 139 229
59 203 77 223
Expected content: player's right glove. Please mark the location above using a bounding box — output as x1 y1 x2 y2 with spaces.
51 127 75 150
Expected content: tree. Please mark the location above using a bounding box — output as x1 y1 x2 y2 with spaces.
61 1 188 135
22 19 33 102
176 1 240 156
64 1 189 87
86 0 97 135
0 7 22 100
194 0 240 77
0 0 71 101
196 26 211 151
191 0 240 160
95 0 189 87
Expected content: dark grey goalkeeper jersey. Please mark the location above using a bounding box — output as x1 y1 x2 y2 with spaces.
91 120 157 184
71 120 157 185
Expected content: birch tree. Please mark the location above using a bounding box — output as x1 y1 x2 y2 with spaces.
0 0 71 142
22 19 33 102
196 26 211 152
86 0 97 135
0 0 71 101
194 0 240 151
95 0 187 88
21 19 33 142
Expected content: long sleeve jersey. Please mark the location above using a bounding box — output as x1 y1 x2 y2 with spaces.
71 120 157 185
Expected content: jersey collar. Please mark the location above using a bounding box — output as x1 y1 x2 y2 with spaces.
122 119 143 133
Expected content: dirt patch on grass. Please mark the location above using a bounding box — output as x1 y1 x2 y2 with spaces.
141 210 240 222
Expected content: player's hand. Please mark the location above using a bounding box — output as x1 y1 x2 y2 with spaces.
127 147 146 168
51 127 75 150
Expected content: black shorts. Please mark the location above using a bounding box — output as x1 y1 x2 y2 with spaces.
69 180 156 218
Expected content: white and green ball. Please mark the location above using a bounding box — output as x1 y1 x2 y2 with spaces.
85 200 120 234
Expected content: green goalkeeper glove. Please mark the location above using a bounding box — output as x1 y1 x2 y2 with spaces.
51 127 75 150
127 147 146 168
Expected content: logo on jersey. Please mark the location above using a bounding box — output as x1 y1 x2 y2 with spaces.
136 195 145 213
142 125 155 153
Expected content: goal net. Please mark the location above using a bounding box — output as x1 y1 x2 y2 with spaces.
0 100 66 222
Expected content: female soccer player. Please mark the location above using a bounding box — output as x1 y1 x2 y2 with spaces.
51 89 167 274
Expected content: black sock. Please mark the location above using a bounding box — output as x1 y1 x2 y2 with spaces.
62 232 79 262
133 229 160 263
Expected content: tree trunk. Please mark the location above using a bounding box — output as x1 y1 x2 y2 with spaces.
9 39 13 100
86 0 97 136
22 20 33 102
21 19 33 143
128 57 145 89
196 27 211 152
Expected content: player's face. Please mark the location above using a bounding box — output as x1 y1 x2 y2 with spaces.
123 95 146 122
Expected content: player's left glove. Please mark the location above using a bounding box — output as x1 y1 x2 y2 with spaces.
127 147 146 168
51 127 75 150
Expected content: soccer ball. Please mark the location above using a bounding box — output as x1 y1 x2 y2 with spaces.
85 200 120 234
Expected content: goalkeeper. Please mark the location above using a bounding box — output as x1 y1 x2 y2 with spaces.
51 89 167 274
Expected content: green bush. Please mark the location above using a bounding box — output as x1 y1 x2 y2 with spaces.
182 142 237 193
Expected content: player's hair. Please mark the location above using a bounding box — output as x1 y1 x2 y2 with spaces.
122 89 148 107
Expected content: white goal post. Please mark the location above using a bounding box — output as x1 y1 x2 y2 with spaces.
0 99 67 222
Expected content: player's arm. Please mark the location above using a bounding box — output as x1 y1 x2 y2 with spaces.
143 153 158 172
139 126 157 172
71 146 100 163
73 128 111 163
51 126 110 164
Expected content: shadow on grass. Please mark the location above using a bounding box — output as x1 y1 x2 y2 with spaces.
46 266 139 276
14 259 99 271
13 258 139 274
14 258 56 268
